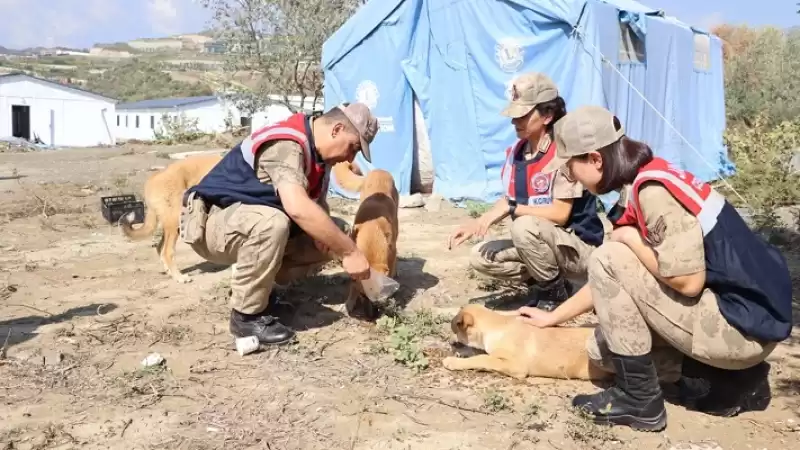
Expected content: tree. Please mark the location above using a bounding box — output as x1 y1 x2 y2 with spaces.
199 0 363 116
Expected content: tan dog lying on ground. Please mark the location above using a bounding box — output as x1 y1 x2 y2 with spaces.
344 168 400 320
120 153 223 283
442 304 612 381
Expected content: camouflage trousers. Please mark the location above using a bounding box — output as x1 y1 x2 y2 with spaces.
188 202 349 315
469 215 596 284
585 241 777 383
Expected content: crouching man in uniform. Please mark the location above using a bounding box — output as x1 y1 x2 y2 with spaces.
179 102 379 345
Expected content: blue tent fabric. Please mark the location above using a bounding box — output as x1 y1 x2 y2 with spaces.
322 0 730 209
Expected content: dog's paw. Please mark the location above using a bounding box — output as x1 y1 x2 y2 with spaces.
173 274 192 284
442 356 462 371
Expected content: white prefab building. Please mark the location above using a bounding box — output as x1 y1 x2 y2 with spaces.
0 73 117 147
115 96 245 141
115 94 324 142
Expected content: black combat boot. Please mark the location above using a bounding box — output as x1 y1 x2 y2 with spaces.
572 353 667 432
229 309 295 345
662 359 771 417
526 276 569 311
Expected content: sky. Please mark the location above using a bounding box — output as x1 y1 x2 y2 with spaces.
0 0 796 50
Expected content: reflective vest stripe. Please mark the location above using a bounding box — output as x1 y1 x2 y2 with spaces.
629 167 725 237
240 124 312 175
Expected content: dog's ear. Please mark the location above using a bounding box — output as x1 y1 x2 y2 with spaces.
451 310 474 334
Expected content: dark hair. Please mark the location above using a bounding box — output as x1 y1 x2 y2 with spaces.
574 116 653 194
534 96 567 133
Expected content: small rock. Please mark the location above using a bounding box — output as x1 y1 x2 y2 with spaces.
41 350 64 367
788 148 800 173
149 165 165 172
424 194 446 212
398 193 424 208
141 352 165 368
668 442 723 450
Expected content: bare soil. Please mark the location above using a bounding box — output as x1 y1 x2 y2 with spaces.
1 145 799 450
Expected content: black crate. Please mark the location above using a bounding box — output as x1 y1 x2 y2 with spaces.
101 195 145 224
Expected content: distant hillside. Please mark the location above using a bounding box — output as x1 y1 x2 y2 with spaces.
0 46 29 56
85 60 214 102
0 45 88 55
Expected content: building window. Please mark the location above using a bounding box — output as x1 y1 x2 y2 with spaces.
125 116 128 127
240 116 252 128
135 115 140 128
150 115 155 129
116 115 120 126
693 33 711 72
619 21 645 64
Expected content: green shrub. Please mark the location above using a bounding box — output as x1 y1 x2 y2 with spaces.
719 115 800 225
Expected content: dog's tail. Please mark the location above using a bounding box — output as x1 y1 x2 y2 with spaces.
333 161 365 193
119 206 158 241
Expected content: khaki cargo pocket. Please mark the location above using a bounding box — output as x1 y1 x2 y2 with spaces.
553 228 593 277
179 191 209 245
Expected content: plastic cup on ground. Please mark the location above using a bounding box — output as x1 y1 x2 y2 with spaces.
360 268 401 303
235 336 260 356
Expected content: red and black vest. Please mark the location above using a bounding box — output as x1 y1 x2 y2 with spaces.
501 138 604 246
609 157 793 342
186 113 326 234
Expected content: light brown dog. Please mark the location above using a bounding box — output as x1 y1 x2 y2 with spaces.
443 304 613 381
120 153 223 283
331 161 365 193
344 169 400 320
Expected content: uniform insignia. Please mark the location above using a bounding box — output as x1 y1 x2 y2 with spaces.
645 216 667 246
511 84 520 100
531 173 551 194
538 134 551 153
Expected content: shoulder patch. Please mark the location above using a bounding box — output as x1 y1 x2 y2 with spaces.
645 216 667 247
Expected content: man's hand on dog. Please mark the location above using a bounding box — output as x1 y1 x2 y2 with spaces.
342 249 371 281
514 306 556 328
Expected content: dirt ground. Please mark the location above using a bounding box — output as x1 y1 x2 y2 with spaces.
1 144 799 450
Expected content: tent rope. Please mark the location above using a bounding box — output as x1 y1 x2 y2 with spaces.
571 26 752 210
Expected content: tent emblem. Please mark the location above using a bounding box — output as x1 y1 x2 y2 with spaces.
355 80 380 110
495 38 524 73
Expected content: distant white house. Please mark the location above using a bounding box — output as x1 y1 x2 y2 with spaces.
115 94 324 142
0 72 116 147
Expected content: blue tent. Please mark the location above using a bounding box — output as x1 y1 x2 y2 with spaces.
322 0 731 206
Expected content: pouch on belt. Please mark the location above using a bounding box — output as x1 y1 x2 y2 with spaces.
179 191 209 245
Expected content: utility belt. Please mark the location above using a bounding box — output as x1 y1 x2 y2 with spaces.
179 191 210 245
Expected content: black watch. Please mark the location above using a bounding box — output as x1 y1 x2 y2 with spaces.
507 199 517 219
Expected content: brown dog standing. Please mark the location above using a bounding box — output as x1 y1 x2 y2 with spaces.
120 153 223 283
443 304 612 381
345 169 400 319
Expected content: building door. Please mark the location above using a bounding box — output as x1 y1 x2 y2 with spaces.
11 105 31 140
